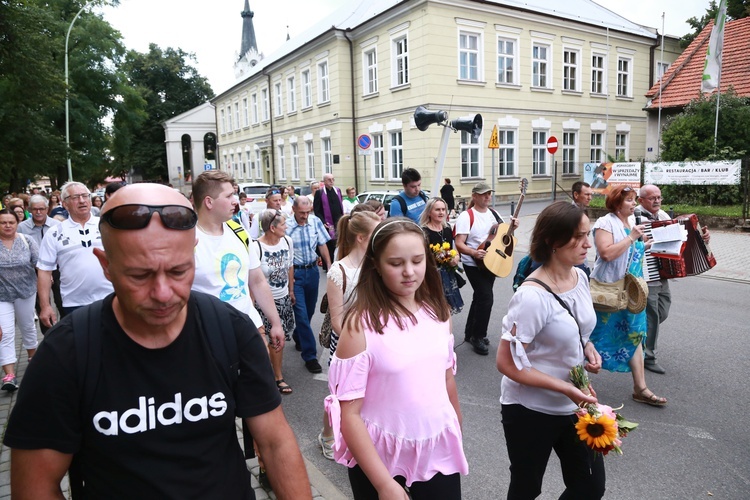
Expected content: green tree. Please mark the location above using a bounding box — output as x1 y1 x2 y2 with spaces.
659 90 750 205
113 44 213 182
0 0 129 191
0 0 65 192
681 0 750 48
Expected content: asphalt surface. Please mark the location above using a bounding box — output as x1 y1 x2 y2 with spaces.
1 199 748 499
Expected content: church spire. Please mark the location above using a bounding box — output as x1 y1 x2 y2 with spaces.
239 0 258 61
234 0 262 80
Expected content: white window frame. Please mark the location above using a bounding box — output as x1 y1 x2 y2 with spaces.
562 131 577 174
251 93 259 124
305 141 315 180
261 88 269 121
532 130 548 175
274 82 283 117
617 56 632 97
591 53 606 95
321 138 333 175
287 76 296 113
255 149 262 181
590 132 605 163
318 61 329 104
532 43 551 89
388 131 403 180
363 48 378 95
242 98 249 127
497 36 517 85
234 102 240 131
498 129 516 177
278 145 286 180
615 132 628 161
291 143 300 180
301 69 312 108
226 106 233 131
372 133 384 180
219 109 226 134
460 130 481 178
392 34 409 87
458 30 482 81
562 48 580 92
246 151 253 179
656 61 670 81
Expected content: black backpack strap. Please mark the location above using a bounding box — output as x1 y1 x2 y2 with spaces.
524 277 585 351
488 208 502 223
394 195 407 215
419 191 428 202
192 293 254 459
70 300 104 499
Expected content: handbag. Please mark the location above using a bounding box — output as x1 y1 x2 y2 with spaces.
319 264 346 348
455 271 466 288
591 242 648 314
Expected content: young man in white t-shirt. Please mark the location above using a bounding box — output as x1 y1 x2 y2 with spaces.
455 182 518 355
191 171 284 350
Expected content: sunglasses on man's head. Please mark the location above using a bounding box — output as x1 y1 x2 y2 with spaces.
100 204 197 230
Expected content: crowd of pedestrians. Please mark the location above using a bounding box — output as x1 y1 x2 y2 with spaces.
0 171 693 499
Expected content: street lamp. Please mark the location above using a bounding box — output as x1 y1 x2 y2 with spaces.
65 0 94 182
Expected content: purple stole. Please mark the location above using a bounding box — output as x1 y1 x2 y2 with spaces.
321 186 342 238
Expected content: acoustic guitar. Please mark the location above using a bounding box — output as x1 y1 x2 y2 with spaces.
478 178 528 278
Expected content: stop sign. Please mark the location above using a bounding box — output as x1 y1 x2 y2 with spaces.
547 136 558 154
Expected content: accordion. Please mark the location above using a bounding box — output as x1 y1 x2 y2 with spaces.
644 214 717 280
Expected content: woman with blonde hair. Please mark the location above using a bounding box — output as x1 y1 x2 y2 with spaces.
419 197 463 314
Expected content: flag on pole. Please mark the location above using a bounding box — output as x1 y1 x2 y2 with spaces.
702 0 727 93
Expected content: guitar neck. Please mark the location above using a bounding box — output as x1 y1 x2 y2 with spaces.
505 194 525 237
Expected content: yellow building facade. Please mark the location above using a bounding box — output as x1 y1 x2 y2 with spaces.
212 0 679 200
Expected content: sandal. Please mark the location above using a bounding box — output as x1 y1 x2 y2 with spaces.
632 387 667 407
275 379 293 395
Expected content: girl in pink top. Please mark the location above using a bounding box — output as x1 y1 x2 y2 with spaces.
325 218 468 500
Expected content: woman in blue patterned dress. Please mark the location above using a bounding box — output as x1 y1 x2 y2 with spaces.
590 186 667 406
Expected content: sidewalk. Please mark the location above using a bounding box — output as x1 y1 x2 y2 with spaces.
0 325 347 500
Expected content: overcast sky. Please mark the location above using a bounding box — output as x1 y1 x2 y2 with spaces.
100 0 712 95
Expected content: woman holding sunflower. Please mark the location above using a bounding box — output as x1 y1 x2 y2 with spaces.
419 197 463 315
497 201 605 499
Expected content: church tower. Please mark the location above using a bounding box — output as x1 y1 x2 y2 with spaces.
234 0 262 80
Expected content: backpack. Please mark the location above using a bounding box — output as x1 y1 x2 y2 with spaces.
390 191 428 217
68 292 253 497
226 219 249 249
512 255 534 292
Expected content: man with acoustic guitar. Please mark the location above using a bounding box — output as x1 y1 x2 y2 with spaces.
455 183 519 355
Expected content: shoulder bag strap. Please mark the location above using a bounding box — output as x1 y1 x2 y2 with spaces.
524 277 585 351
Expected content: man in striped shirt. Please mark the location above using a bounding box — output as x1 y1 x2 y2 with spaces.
285 196 331 374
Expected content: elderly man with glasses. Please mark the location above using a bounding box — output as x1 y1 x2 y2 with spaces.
635 185 710 374
4 183 311 499
36 182 113 326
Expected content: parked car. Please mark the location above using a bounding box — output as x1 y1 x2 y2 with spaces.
237 182 271 213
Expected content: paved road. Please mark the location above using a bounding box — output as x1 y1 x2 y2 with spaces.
1 200 747 499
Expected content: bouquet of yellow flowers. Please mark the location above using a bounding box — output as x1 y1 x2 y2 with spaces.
569 365 638 456
429 242 460 271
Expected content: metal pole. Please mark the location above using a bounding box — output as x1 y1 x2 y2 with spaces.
491 149 496 208
431 125 453 196
65 1 93 182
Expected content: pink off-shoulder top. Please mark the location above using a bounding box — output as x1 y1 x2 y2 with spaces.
324 307 468 486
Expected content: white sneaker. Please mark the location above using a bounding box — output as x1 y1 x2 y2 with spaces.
317 431 334 460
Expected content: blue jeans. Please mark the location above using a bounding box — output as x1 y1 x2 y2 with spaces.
292 267 320 362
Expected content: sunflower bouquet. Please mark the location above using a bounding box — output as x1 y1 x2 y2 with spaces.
569 365 639 456
429 242 461 272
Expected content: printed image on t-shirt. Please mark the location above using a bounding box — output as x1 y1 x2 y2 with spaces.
219 253 247 302
261 248 290 289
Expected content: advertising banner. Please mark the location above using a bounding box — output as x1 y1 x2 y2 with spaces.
583 162 641 194
644 160 741 185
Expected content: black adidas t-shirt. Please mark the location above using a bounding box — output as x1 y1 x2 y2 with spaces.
4 295 281 499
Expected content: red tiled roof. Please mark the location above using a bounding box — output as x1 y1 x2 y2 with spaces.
645 17 750 110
